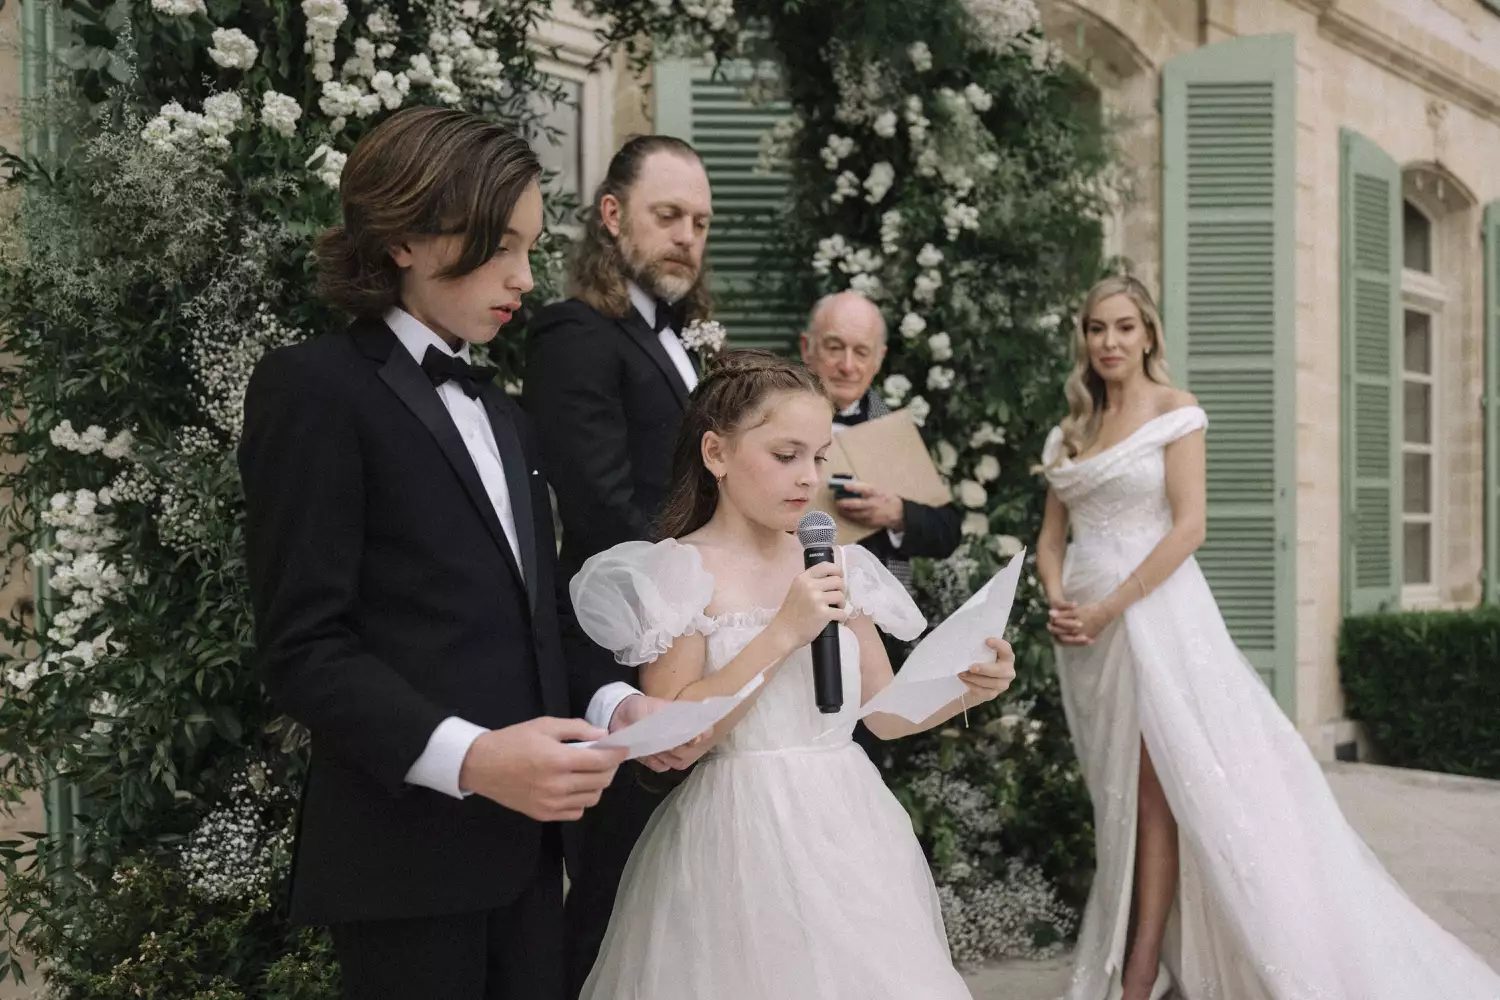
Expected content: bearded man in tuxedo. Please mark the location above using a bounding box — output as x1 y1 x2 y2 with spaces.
522 134 713 999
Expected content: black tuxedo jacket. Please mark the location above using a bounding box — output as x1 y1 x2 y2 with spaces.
522 298 693 584
238 317 626 925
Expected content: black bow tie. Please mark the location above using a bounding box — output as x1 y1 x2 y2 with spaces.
651 297 688 334
420 345 497 399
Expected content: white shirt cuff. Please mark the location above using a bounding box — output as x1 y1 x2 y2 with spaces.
587 681 643 731
405 716 488 799
887 529 905 550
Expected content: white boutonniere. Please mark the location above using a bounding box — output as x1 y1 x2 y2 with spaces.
681 319 728 356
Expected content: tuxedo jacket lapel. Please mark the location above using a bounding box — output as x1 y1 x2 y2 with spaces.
358 322 529 598
479 387 540 614
619 311 690 406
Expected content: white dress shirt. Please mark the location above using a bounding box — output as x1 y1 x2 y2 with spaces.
389 308 641 798
628 281 699 393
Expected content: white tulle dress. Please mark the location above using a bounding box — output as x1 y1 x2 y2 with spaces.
570 539 974 1000
1045 406 1500 1000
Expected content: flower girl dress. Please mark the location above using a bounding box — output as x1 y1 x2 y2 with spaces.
571 539 974 1000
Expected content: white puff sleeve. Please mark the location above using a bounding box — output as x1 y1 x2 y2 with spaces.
569 540 717 666
842 545 928 642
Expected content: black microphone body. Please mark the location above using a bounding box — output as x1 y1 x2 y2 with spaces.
804 543 842 714
797 510 843 715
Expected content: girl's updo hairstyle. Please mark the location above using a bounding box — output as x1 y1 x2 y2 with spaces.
652 349 830 540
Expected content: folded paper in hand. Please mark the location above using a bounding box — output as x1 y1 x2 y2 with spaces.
572 673 765 760
854 549 1026 725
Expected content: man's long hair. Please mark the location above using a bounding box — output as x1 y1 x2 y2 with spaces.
567 134 714 323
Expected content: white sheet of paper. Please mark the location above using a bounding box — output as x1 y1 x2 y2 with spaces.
572 673 765 760
855 549 1026 725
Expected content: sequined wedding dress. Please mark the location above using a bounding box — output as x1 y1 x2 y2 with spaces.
570 540 974 1000
1044 406 1500 1000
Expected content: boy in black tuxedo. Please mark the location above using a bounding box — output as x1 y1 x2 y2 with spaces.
239 108 691 1000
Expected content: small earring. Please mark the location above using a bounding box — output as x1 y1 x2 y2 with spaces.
716 472 726 486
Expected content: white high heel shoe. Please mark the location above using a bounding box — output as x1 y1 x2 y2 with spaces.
1109 962 1172 1000
1148 962 1172 1000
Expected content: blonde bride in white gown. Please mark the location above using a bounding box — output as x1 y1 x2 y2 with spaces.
571 350 1016 1000
1037 276 1500 1000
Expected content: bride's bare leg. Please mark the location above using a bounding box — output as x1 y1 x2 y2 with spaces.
1122 738 1177 1000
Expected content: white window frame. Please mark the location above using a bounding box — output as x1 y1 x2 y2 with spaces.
1400 267 1445 608
530 2 616 237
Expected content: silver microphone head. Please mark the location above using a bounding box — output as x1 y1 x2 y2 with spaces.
796 510 837 548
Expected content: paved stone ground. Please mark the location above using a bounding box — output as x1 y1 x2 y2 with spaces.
963 762 1500 1000
1 762 1495 999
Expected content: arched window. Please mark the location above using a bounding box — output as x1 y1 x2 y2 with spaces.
1398 167 1478 605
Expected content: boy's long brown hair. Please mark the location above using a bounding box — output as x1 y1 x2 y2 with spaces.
314 107 541 317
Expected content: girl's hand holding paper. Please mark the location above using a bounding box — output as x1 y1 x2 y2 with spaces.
854 549 1026 724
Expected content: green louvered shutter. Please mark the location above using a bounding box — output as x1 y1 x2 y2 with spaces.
1161 34 1297 714
654 59 800 353
1485 200 1500 604
21 0 62 156
1339 129 1402 614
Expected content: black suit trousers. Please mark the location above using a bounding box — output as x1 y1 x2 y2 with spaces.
333 831 565 1000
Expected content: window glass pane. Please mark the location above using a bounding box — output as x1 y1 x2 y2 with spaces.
1403 452 1431 514
1403 200 1432 273
1403 310 1431 374
1403 381 1432 444
529 77 585 206
1403 522 1432 585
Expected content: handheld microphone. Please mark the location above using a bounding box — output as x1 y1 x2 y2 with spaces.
796 510 842 715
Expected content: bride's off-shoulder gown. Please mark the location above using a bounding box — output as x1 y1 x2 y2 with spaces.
1044 406 1500 1000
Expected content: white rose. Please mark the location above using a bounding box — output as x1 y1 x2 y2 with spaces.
202 91 244 126
308 144 348 189
821 134 855 170
975 455 1000 482
963 83 994 112
849 273 883 298
260 91 302 137
908 41 933 72
993 534 1024 558
863 161 895 204
926 366 955 391
962 512 989 537
873 111 898 138
899 312 927 340
907 395 931 427
208 28 259 71
1038 311 1062 332
956 479 987 509
882 374 912 406
927 332 952 361
916 243 943 269
970 422 1006 447
913 271 943 304
935 440 958 474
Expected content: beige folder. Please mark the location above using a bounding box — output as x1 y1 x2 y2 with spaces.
814 410 953 545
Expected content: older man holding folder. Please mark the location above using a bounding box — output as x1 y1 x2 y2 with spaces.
799 291 965 763
800 291 964 588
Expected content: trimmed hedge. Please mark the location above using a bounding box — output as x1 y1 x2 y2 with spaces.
1339 606 1500 780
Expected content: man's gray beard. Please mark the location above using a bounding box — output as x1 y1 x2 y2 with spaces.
619 233 700 305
